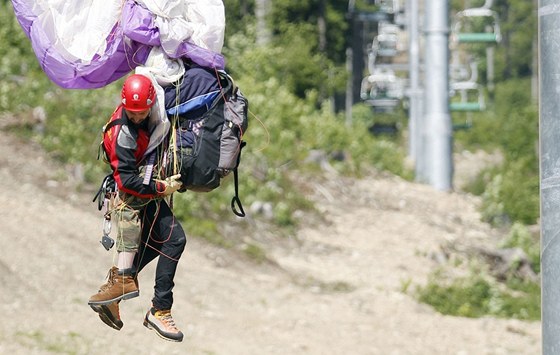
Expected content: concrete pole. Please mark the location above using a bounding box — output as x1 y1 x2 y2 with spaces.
540 1 560 353
423 0 452 190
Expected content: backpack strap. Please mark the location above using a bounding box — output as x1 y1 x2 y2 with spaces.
230 141 247 217
104 118 126 133
230 169 245 218
97 117 127 161
216 71 234 98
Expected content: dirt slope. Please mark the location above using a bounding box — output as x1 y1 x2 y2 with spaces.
0 132 540 354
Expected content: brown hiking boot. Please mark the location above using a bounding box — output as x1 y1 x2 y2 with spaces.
88 267 139 306
97 266 118 293
90 301 123 331
143 307 184 342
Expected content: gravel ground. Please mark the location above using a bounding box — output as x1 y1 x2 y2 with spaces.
0 132 540 354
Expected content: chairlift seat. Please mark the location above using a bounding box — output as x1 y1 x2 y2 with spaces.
457 32 499 43
450 102 484 112
365 98 400 108
453 122 473 131
458 8 495 17
378 22 399 35
451 81 478 91
369 122 399 136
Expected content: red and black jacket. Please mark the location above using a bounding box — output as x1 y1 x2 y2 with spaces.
103 105 162 199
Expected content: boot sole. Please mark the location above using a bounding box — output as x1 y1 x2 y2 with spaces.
143 316 184 342
88 290 139 306
90 305 123 331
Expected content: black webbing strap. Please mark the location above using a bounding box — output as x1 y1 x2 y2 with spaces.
230 141 247 217
93 174 116 211
97 117 127 161
104 118 126 133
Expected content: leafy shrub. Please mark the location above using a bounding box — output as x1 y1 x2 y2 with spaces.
498 158 539 225
479 158 539 226
0 3 46 113
38 85 121 183
417 271 540 320
501 222 540 273
456 79 539 226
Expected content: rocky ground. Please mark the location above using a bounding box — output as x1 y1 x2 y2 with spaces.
0 132 540 354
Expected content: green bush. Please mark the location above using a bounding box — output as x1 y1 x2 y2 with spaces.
501 222 540 273
498 158 539 225
456 79 539 226
479 158 539 226
417 272 540 320
0 3 46 113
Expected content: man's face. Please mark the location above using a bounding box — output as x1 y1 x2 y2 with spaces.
125 109 150 124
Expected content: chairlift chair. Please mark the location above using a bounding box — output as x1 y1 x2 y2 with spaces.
378 22 399 36
375 0 395 14
393 0 404 14
449 57 478 83
449 81 485 112
450 63 470 83
452 8 502 44
367 45 377 75
360 68 403 109
372 33 399 57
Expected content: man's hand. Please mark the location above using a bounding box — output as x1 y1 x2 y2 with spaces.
156 174 182 196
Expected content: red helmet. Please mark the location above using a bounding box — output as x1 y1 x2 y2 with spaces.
121 74 156 112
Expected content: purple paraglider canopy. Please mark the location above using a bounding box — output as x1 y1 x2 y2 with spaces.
11 0 226 89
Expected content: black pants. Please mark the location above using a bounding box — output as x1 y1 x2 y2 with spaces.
133 199 187 310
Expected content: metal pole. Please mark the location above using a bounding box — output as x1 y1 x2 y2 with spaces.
532 0 539 103
423 0 452 191
486 46 495 92
407 0 425 181
346 2 355 127
540 1 560 353
346 47 353 127
352 12 365 105
255 0 271 46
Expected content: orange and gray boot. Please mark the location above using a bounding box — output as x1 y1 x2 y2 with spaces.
143 306 184 342
88 267 139 306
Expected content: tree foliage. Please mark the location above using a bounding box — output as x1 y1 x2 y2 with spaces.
492 0 536 80
223 0 349 100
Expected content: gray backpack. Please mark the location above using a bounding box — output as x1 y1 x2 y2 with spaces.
170 72 249 217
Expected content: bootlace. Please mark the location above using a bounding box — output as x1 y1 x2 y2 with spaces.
99 268 117 292
156 310 179 331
